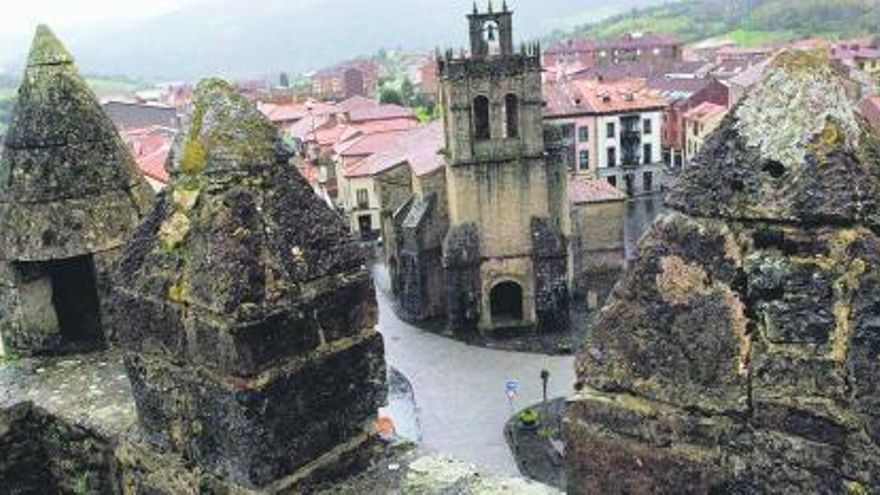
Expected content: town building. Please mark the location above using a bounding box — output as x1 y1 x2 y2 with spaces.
386 4 570 335
568 176 625 310
544 77 667 197
0 26 153 355
119 126 175 190
682 101 727 165
101 100 179 131
544 32 682 70
648 76 729 168
336 130 414 239
312 59 380 101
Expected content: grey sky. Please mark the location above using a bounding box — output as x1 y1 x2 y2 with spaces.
0 0 199 36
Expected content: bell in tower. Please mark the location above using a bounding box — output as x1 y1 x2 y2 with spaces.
468 0 514 58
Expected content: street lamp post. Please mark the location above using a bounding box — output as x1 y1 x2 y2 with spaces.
540 369 550 426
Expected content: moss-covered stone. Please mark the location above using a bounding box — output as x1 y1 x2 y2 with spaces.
567 53 880 493
112 78 385 490
0 25 152 261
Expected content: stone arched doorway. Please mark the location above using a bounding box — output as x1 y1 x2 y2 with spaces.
490 281 524 324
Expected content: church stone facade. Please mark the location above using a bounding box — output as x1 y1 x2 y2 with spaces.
389 3 570 335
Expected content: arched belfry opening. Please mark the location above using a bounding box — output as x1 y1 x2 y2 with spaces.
483 20 501 56
467 2 514 58
504 93 519 138
490 281 524 323
473 95 490 140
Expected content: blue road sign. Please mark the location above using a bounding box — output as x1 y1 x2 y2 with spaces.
505 379 519 393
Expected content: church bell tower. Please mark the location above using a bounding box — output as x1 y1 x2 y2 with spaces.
438 1 569 335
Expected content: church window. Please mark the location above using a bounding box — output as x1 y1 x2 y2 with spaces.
504 94 519 138
474 95 491 140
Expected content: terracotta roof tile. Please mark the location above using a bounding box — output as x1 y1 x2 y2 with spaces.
683 102 727 122
544 77 666 117
135 143 170 183
570 175 626 204
348 104 415 122
344 122 443 179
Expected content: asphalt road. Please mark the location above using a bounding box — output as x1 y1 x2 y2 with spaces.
373 265 576 476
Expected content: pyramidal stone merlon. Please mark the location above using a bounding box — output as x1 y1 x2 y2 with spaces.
0 25 153 355
111 78 386 489
564 50 880 494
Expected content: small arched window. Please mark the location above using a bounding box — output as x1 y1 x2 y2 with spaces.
504 94 519 138
473 95 490 141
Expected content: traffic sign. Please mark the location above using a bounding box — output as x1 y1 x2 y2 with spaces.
505 379 519 393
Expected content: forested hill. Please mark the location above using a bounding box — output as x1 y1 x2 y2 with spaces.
564 0 880 46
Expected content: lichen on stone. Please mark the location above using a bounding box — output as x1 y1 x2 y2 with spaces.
656 255 711 306
158 212 191 252
735 50 860 172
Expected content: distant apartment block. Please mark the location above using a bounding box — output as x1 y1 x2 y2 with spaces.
544 77 667 197
545 32 682 70
648 77 729 168
683 101 727 166
101 100 179 131
312 59 379 101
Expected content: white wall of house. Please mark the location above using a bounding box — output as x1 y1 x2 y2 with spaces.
594 110 664 196
595 110 662 170
341 175 381 238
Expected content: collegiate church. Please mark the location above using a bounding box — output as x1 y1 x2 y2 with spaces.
386 2 571 335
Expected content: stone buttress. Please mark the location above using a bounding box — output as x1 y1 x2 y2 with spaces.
111 79 386 490
0 26 153 355
564 51 880 494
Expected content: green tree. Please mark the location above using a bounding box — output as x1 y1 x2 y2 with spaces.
400 78 416 106
379 86 403 105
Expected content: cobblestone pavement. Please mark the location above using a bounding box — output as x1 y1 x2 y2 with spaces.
373 265 576 476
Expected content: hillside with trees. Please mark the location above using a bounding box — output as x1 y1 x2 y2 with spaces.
566 0 880 46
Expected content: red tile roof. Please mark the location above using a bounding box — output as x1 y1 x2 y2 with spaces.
338 95 378 113
136 144 170 183
344 122 444 179
683 101 727 123
337 130 409 158
859 96 880 133
259 100 337 124
544 77 667 117
348 104 415 122
122 126 175 184
570 175 626 204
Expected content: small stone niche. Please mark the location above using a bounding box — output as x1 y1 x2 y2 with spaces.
4 256 104 354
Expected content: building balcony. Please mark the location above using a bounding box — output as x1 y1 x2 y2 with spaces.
621 130 642 145
621 156 642 169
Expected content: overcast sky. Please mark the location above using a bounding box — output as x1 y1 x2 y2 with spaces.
0 0 200 36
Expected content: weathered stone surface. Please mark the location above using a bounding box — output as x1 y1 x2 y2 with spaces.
0 26 152 356
566 51 880 494
0 25 152 261
124 331 385 487
114 78 386 489
0 402 117 494
666 51 880 228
